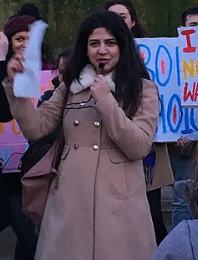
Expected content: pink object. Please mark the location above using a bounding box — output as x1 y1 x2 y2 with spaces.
0 70 57 173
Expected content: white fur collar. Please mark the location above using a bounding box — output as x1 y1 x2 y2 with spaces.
70 64 115 94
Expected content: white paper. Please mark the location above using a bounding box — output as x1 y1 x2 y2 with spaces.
13 20 48 98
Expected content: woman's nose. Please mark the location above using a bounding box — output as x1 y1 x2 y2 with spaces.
23 39 28 48
98 44 107 54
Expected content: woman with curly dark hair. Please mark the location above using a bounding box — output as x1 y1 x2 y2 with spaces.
3 10 158 260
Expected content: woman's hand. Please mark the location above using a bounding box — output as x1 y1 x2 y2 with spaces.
0 32 8 61
90 74 110 103
7 53 25 82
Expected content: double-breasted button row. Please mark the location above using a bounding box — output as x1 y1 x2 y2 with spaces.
73 144 99 151
73 120 100 127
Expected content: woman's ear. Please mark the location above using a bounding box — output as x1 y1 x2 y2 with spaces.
131 20 136 28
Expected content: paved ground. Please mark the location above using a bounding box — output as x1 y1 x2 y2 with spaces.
0 227 15 260
0 186 173 260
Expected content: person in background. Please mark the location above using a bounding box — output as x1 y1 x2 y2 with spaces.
0 32 13 233
104 0 146 38
10 2 55 70
0 32 13 123
105 0 173 245
0 3 55 259
3 10 158 260
180 6 198 26
0 14 38 260
167 7 198 229
150 145 198 260
39 46 72 103
21 46 72 175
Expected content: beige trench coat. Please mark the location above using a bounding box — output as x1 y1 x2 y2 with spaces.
4 78 158 260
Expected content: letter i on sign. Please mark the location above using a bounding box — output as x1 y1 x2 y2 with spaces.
181 29 196 53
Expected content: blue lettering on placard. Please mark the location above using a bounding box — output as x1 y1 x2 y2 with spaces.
181 108 193 134
175 46 181 87
0 146 11 166
155 45 172 87
137 44 155 80
159 94 167 133
190 108 198 131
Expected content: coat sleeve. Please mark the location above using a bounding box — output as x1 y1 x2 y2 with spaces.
0 61 13 122
94 79 159 160
2 78 66 141
150 220 193 260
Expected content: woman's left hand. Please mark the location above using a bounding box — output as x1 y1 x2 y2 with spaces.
0 32 8 61
7 53 25 82
90 74 110 103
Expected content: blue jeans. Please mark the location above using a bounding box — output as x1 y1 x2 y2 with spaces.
169 154 192 228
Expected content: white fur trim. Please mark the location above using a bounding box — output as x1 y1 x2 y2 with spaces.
70 64 115 94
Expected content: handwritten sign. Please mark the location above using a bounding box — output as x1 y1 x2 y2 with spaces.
0 70 56 173
177 27 198 107
136 36 198 142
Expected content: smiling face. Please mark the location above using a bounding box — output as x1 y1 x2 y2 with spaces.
185 14 198 26
11 31 29 53
87 27 120 75
108 4 135 29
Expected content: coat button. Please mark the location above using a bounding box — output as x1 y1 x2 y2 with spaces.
74 144 78 149
74 120 79 126
94 121 100 127
93 145 99 151
79 102 85 106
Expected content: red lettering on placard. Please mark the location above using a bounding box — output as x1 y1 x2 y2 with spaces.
181 29 196 53
161 59 165 75
140 51 145 61
183 81 198 102
173 105 177 124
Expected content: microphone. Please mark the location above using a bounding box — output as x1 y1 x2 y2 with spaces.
98 63 105 71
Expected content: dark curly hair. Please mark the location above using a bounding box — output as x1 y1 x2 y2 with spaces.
11 2 42 20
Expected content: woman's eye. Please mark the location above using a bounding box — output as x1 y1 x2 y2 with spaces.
107 41 116 46
90 42 98 47
16 38 23 42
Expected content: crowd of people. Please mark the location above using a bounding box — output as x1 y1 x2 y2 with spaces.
0 1 198 260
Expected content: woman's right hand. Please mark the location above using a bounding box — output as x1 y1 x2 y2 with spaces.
0 32 8 61
7 53 25 82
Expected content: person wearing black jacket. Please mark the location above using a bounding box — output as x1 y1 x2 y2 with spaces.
0 14 38 260
0 31 12 233
0 32 13 123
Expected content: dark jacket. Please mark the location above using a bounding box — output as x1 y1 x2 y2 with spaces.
20 76 60 176
0 60 12 231
0 61 13 122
